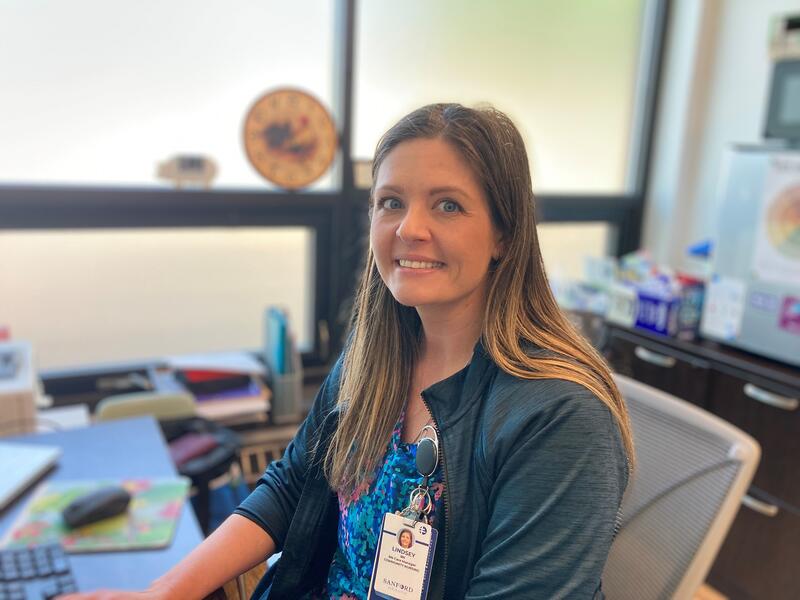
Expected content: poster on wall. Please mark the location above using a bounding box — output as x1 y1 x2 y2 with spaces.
752 154 800 285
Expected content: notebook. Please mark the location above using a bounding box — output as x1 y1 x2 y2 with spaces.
0 442 61 511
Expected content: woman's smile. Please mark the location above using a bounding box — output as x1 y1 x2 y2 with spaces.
395 256 446 272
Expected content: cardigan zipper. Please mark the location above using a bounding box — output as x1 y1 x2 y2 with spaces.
421 390 448 599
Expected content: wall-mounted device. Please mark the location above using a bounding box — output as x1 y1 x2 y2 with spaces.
765 13 800 142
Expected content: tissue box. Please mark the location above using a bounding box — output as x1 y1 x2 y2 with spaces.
634 279 704 339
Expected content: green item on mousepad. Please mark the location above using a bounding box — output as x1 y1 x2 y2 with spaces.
1 477 190 553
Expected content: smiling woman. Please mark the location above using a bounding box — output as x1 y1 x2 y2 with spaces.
310 103 635 598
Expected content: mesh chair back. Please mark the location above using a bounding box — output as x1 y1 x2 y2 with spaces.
602 375 759 600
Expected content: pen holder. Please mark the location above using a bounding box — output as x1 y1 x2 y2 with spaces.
270 368 303 425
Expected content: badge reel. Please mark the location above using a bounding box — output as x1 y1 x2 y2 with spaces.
368 427 440 600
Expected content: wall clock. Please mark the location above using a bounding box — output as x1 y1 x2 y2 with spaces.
243 88 337 190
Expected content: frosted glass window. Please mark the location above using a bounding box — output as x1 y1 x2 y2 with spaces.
538 222 614 281
355 0 645 194
0 228 315 370
0 1 335 190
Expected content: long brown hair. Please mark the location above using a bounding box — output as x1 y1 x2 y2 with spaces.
324 103 634 493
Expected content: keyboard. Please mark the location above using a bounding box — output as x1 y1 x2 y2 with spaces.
0 544 78 599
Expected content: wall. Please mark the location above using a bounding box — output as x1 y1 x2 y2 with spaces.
642 0 798 269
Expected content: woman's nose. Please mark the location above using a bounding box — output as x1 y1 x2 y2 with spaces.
396 206 431 242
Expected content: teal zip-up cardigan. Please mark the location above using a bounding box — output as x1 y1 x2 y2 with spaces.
235 342 628 599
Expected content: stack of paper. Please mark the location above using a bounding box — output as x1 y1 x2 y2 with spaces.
164 352 270 424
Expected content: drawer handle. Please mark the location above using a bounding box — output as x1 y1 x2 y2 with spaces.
741 494 779 518
634 346 676 368
743 383 799 412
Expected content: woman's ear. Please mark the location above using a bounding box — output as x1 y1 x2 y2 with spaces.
492 238 505 262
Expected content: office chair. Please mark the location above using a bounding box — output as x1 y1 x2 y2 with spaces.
95 391 242 535
95 391 197 421
602 375 760 600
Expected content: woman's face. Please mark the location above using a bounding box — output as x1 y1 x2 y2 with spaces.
370 138 502 315
399 530 413 548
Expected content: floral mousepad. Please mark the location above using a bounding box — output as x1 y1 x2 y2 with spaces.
1 477 190 553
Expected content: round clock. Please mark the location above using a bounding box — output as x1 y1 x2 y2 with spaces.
242 88 338 190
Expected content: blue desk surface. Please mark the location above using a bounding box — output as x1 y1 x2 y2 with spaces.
0 416 204 591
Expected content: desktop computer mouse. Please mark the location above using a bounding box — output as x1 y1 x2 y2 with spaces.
61 485 132 529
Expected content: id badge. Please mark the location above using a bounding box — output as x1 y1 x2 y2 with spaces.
368 512 438 600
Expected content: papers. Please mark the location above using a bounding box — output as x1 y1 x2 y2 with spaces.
164 351 265 376
0 442 61 511
193 379 270 423
37 405 91 431
701 275 747 340
163 352 270 424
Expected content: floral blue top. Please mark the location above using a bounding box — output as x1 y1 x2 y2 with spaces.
323 413 445 600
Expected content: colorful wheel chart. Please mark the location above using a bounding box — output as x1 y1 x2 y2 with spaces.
766 185 800 261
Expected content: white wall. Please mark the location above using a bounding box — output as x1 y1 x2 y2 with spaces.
643 0 798 269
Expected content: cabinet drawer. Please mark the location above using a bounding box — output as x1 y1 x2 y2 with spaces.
707 371 800 508
603 331 711 408
708 491 800 600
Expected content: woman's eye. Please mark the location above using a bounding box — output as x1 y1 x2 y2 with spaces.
379 197 402 210
438 199 461 213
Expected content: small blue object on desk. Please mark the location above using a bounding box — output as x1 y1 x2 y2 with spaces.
265 306 288 376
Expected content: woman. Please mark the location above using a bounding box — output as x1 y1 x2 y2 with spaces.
62 103 633 600
397 530 414 550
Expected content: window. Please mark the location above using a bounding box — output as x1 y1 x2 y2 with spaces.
0 0 336 190
0 227 316 370
538 222 615 281
354 0 647 194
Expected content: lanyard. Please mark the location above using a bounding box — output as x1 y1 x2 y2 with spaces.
400 425 439 524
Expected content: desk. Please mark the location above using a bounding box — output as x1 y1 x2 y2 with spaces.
0 416 204 591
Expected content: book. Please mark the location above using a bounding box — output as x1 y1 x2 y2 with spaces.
1 477 189 553
193 378 270 422
175 370 252 397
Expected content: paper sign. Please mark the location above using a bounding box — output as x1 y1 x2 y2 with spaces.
779 296 800 335
702 275 746 340
752 155 800 286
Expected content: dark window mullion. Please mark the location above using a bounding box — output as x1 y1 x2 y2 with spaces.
0 185 339 229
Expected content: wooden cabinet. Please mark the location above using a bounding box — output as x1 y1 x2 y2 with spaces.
601 324 800 600
706 372 800 508
707 489 800 600
603 327 711 408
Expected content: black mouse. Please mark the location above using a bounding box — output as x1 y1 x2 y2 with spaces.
62 486 132 529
